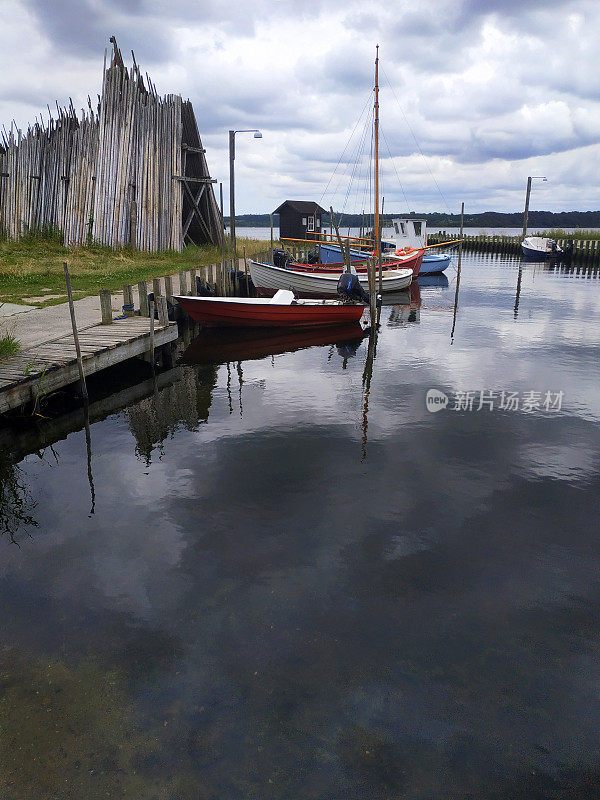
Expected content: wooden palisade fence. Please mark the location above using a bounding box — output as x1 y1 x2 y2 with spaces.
0 37 223 251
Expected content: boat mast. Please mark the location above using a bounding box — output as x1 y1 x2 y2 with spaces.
374 44 380 261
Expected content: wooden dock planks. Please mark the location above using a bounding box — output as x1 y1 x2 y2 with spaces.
0 317 178 414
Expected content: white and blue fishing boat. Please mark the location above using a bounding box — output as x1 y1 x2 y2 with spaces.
385 219 453 274
317 218 454 273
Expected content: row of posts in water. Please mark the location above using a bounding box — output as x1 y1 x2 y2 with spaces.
429 232 600 265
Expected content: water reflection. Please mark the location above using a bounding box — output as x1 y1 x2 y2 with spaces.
0 449 38 544
181 323 368 365
127 366 218 462
1 250 600 797
361 327 378 461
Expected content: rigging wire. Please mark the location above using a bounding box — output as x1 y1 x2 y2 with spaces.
328 99 372 218
319 90 373 207
381 65 453 214
339 104 373 221
381 127 412 215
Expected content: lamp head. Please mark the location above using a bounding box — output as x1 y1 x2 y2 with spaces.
254 131 263 138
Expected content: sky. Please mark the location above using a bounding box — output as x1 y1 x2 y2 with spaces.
1 0 599 215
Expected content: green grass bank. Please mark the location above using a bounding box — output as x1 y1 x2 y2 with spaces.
0 234 271 308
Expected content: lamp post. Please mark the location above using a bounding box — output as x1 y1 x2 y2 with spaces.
229 129 262 263
522 176 547 238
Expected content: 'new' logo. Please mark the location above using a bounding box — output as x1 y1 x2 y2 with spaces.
426 389 449 412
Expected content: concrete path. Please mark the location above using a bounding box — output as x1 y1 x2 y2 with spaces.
1 290 132 350
0 277 180 349
0 302 37 317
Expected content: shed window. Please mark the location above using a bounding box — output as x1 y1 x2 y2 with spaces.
394 223 399 234
414 221 422 236
307 217 315 231
302 217 307 226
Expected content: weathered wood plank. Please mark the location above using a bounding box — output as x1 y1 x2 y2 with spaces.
0 323 177 414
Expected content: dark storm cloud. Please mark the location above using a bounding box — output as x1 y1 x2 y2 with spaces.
24 0 170 61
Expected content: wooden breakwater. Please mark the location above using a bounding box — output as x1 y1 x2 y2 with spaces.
0 37 222 251
428 232 600 266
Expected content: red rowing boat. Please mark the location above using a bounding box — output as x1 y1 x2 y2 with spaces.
175 291 365 328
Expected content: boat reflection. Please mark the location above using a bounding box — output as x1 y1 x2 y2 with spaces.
418 273 450 289
181 322 369 365
386 282 421 326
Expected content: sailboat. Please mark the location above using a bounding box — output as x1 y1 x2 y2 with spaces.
250 46 414 297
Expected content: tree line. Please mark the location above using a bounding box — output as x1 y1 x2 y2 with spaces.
228 210 600 228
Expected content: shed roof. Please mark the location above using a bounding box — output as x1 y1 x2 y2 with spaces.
273 200 327 215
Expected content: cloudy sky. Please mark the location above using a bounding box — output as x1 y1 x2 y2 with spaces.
1 0 598 214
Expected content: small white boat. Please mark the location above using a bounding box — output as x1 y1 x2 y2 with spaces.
249 259 412 297
521 236 563 258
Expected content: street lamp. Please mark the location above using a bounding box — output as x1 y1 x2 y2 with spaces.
522 176 547 238
229 129 262 262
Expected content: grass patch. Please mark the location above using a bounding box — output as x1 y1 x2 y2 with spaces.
0 235 272 307
0 329 20 359
537 229 600 241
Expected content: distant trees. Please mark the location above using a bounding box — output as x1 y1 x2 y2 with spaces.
230 211 600 228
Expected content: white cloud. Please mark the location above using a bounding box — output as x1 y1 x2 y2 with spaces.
1 0 599 213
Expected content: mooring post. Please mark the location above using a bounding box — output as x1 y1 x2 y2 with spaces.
152 277 162 298
137 281 149 317
157 295 169 327
243 246 249 293
189 267 197 296
149 299 155 365
64 262 88 401
100 289 112 324
164 275 174 302
123 284 134 317
179 270 188 296
220 182 227 296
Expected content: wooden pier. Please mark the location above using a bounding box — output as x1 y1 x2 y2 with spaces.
0 315 177 415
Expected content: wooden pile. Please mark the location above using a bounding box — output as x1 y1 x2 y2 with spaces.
0 38 222 251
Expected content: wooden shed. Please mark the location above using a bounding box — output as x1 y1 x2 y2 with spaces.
274 201 327 241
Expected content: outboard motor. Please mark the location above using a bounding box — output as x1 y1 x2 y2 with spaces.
273 249 292 267
336 271 370 305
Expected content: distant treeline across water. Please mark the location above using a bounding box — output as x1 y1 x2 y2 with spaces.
229 210 600 228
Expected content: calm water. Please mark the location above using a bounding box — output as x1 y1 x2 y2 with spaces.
1 252 600 798
239 226 600 240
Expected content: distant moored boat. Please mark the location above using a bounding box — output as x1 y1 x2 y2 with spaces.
521 236 563 258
